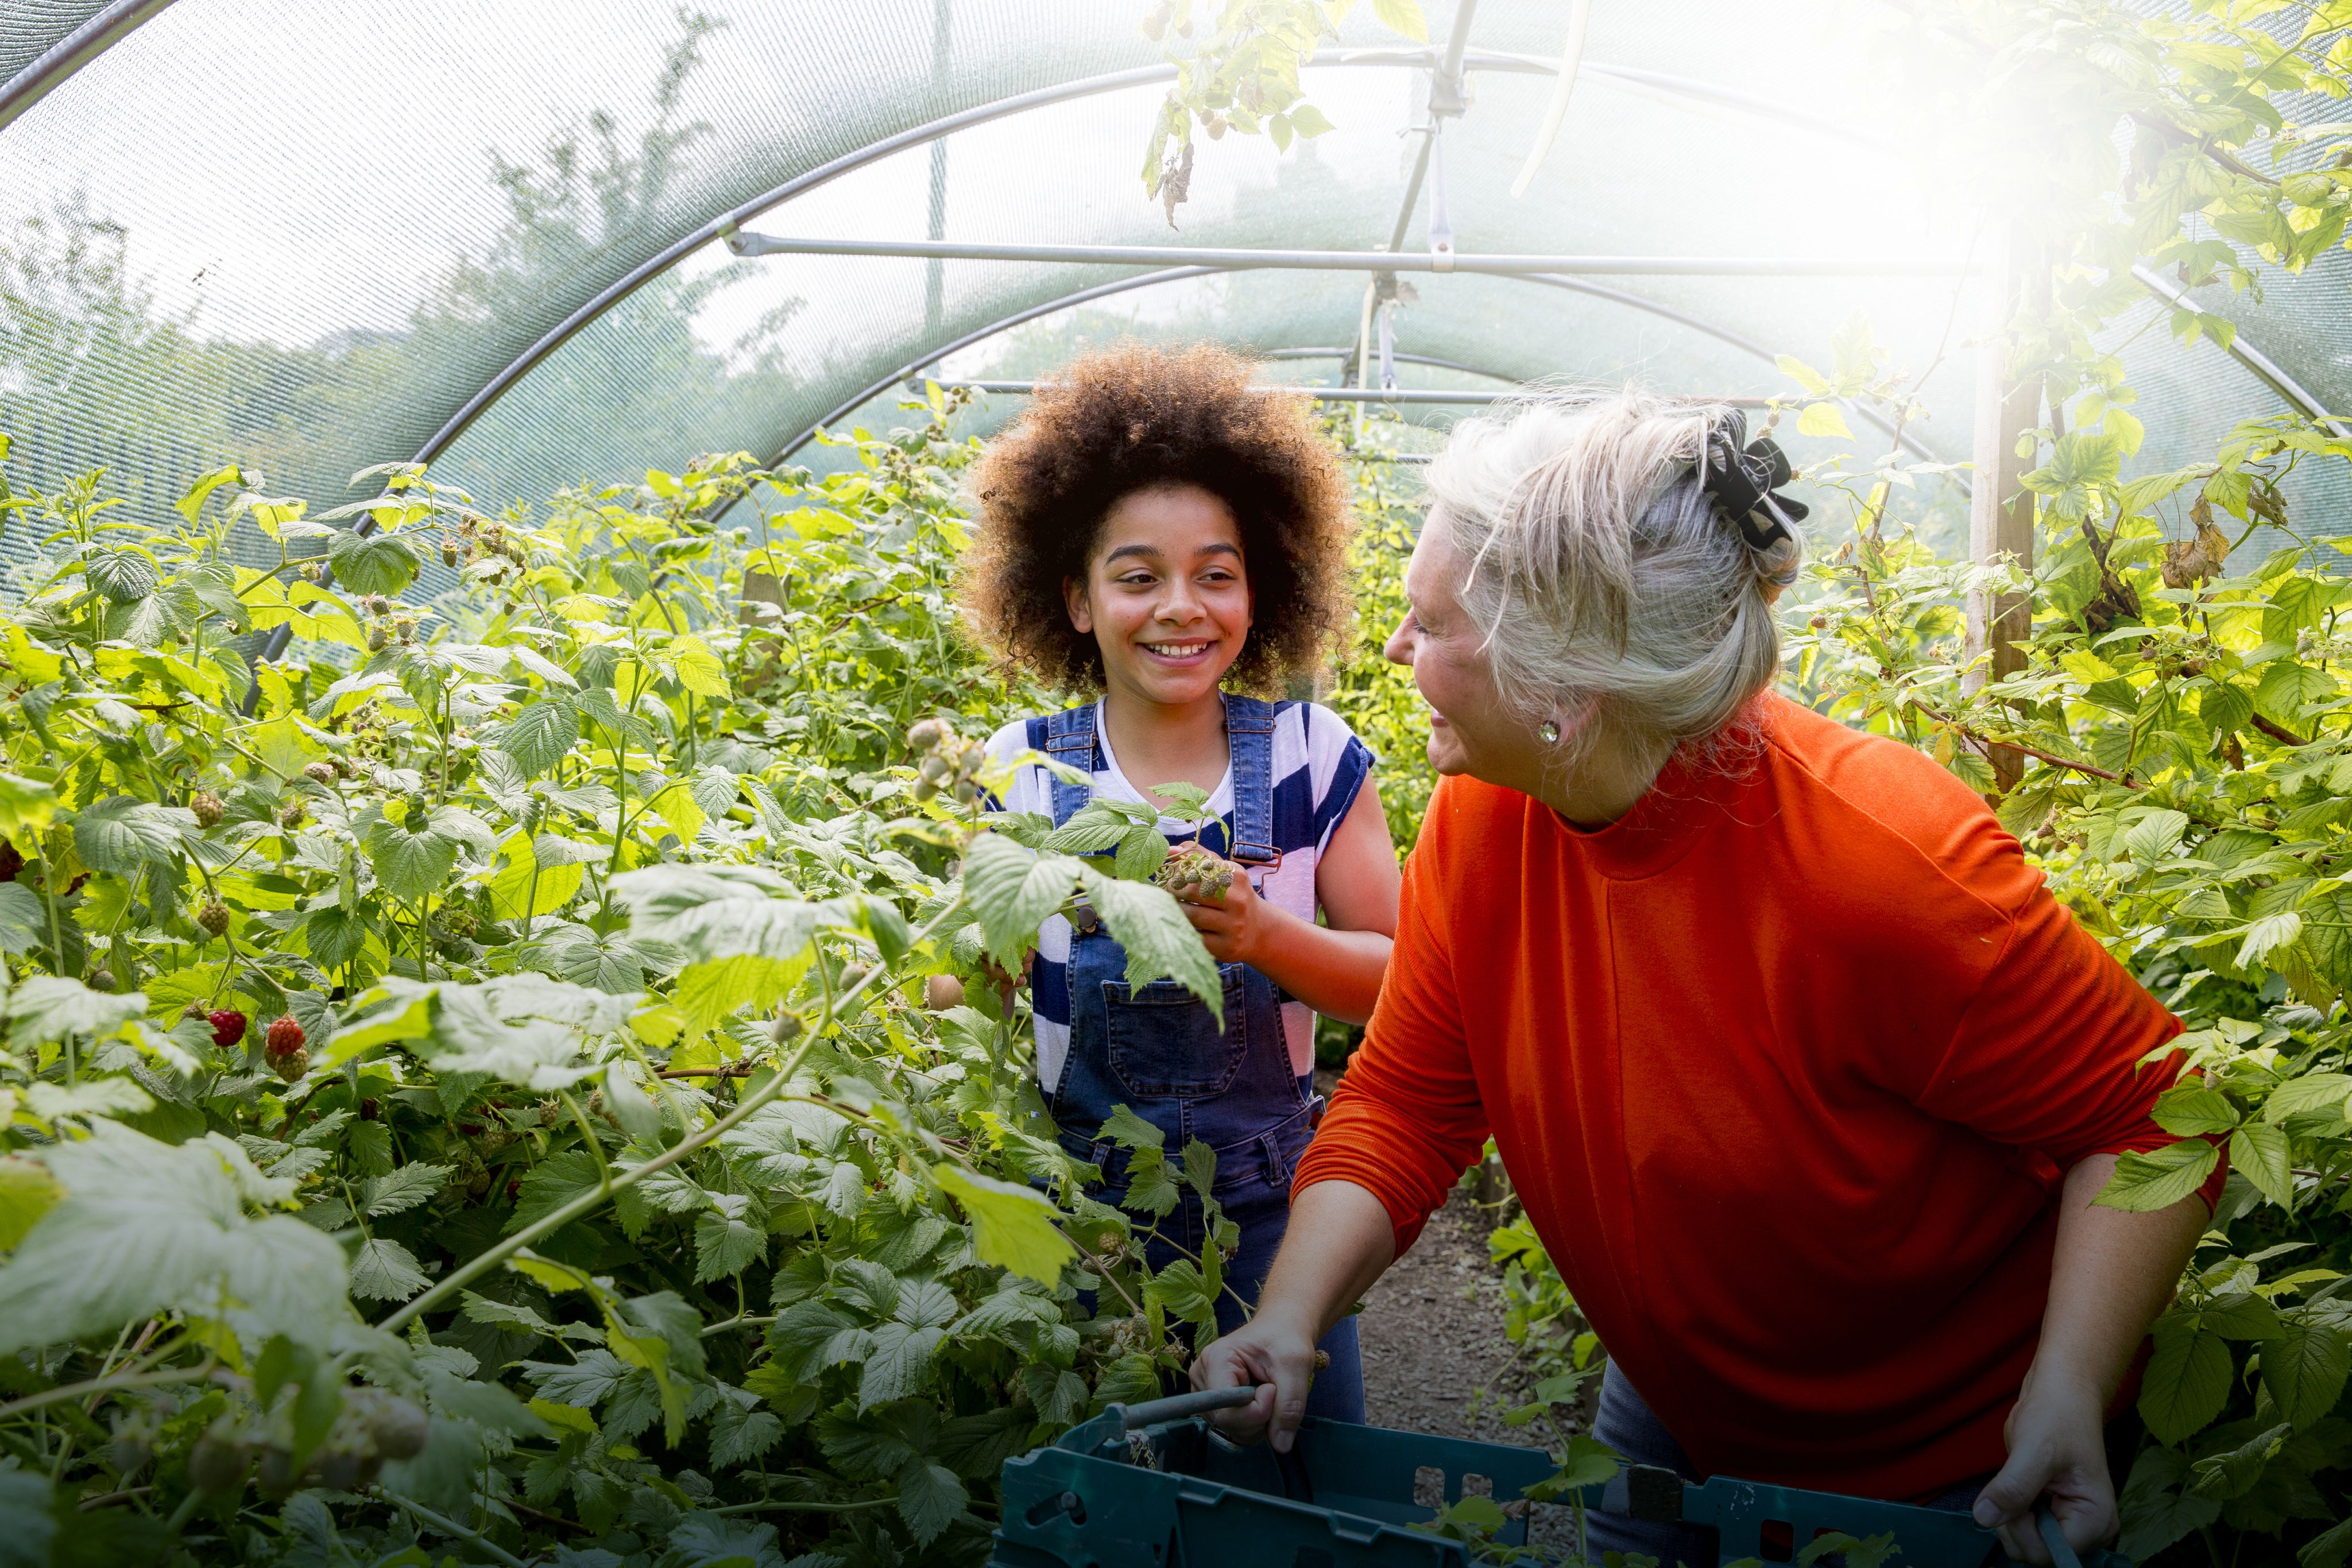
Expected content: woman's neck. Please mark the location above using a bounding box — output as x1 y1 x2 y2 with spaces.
1098 684 1231 802
1531 728 1677 831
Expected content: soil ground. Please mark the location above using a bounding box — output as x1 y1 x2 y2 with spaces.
1353 1186 1534 1446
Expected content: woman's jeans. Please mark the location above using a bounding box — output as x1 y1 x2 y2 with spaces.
1582 1363 1987 1565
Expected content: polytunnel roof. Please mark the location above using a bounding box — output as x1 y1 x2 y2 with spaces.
1 0 2345 562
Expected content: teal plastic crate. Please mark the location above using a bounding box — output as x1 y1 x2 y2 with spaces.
991 1389 2131 1568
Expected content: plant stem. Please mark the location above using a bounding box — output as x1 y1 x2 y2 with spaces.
0 1362 215 1422
383 1493 531 1568
377 894 965 1335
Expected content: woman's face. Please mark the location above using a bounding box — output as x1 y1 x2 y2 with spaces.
1066 483 1253 710
1384 516 1548 791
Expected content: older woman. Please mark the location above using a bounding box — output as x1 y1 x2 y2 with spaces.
1193 391 2219 1566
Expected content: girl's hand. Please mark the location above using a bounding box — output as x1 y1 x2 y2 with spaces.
1165 849 1273 964
1975 1372 2116 1565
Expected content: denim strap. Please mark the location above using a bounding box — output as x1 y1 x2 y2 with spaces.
1223 695 1279 865
1043 703 1097 828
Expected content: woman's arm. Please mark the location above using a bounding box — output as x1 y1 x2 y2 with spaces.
1172 781 1399 1024
1972 1152 2208 1565
1190 1179 1396 1451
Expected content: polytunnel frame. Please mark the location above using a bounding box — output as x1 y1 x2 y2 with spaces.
18 1 2328 682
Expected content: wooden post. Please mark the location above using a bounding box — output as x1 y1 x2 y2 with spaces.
1965 226 2042 796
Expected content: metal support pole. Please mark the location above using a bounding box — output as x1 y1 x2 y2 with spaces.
914 379 1769 406
1964 228 2041 795
722 232 1975 277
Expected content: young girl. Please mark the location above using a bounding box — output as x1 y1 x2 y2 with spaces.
963 342 1400 1422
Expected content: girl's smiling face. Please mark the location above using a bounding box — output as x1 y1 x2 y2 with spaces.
1066 483 1253 709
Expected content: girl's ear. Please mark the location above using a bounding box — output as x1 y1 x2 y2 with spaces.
1063 576 1093 635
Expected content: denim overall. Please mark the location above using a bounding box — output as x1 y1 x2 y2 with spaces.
1044 697 1365 1422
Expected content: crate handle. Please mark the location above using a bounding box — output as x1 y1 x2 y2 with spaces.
1116 1384 1266 1430
2037 1507 2083 1568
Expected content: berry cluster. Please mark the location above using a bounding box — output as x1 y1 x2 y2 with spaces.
264 1014 308 1082
907 718 985 804
1155 844 1235 900
187 1385 427 1498
189 791 226 828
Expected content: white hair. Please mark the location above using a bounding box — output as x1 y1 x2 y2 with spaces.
1425 388 1801 765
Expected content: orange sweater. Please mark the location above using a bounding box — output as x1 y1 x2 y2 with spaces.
1295 695 2221 1500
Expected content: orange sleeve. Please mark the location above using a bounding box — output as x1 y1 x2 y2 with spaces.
1291 783 1491 1253
1904 824 2227 1212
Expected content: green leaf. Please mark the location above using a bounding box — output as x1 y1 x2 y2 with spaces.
1797 401 1854 440
2118 1445 2221 1562
359 1164 450 1218
2124 809 2190 862
1287 103 1336 137
327 529 421 595
0 1157 59 1251
694 1210 766 1281
7 976 143 1048
1143 1259 1216 1329
860 1321 943 1408
1114 823 1171 881
365 816 461 902
2231 1121 2295 1207
1100 1104 1165 1150
961 833 1081 963
2096 1139 2219 1212
933 1163 1073 1286
1081 869 1221 1017
501 699 579 776
73 795 188 876
2139 1319 2232 1443
304 905 373 972
1370 0 1428 39
896 1457 968 1547
0 1129 351 1354
2260 1316 2350 1428
350 1237 431 1301
83 547 157 604
2153 1084 2239 1136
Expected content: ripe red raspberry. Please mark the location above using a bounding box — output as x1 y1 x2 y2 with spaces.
265 1015 305 1056
208 1010 247 1050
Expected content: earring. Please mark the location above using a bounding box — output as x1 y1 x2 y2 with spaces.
1538 718 1561 744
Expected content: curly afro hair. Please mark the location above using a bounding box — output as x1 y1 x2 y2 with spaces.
960 340 1354 697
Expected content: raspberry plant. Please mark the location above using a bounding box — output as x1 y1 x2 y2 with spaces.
0 408 1260 1564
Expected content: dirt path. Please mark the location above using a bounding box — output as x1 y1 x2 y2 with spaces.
1353 1187 1535 1447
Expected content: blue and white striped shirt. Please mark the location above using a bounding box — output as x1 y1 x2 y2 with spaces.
983 700 1376 1089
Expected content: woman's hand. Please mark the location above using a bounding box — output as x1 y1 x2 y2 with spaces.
1190 1301 1322 1453
1974 1372 2115 1563
1165 848 1272 965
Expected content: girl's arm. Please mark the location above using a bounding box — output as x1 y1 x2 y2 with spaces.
1172 781 1399 1024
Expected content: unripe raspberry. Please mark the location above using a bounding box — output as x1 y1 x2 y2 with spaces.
189 792 225 828
272 1047 309 1083
265 1015 305 1056
87 967 115 993
209 1009 247 1050
924 974 965 1011
908 718 946 754
368 625 389 652
441 542 459 567
183 1002 206 1020
435 907 477 939
838 964 870 994
302 761 338 786
197 900 231 938
278 801 305 830
769 1012 804 1045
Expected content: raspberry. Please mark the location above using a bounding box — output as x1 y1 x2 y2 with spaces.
87 967 115 993
0 839 19 882
209 1010 247 1050
265 1015 305 1056
271 1047 309 1083
1156 846 1233 898
189 792 225 828
769 1012 803 1045
302 762 338 785
278 801 305 830
924 974 965 1011
196 899 231 938
908 718 946 753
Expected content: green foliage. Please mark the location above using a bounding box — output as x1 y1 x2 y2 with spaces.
1136 0 1426 220
0 405 1258 1563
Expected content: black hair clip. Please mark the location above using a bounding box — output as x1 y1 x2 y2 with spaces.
1698 420 1809 551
